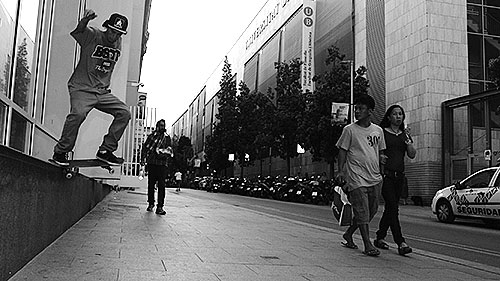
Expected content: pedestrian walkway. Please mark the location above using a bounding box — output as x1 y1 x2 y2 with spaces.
11 189 500 281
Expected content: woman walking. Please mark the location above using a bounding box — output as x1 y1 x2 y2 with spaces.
374 105 416 256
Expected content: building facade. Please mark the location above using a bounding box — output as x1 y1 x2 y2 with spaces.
171 0 500 203
0 0 152 179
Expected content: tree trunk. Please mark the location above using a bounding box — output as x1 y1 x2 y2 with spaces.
286 156 291 177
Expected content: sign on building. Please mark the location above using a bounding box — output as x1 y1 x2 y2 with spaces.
301 0 316 93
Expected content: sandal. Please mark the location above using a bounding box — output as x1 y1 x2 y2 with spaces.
374 239 390 250
341 241 358 249
362 248 380 257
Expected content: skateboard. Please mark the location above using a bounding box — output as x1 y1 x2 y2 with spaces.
49 159 120 179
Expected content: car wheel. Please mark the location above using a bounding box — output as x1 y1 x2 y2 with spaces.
436 200 455 223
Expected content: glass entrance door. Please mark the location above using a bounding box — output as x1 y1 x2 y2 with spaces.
470 101 489 173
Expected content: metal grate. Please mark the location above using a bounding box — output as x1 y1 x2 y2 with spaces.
121 106 156 177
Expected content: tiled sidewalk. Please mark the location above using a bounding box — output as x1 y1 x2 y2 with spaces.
10 189 500 280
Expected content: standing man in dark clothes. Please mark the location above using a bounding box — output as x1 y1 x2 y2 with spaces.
140 119 172 215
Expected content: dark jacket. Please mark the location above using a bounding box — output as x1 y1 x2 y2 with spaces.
141 131 172 166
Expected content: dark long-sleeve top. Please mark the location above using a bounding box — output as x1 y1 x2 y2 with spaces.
140 131 172 166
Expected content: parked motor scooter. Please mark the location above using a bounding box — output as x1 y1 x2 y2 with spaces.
308 180 329 205
278 177 300 202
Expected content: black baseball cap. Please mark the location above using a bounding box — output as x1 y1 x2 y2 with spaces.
102 13 128 34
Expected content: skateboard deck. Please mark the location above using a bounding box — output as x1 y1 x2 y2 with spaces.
49 159 120 179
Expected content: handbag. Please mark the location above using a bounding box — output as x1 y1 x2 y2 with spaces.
331 185 353 226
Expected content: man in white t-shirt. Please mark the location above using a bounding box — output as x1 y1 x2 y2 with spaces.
336 94 386 257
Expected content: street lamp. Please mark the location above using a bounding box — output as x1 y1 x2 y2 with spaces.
341 60 354 123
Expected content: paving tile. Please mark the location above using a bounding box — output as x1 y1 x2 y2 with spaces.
10 267 119 281
117 269 168 281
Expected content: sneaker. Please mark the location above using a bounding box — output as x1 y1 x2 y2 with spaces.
146 205 154 212
155 207 166 215
398 242 412 256
52 152 69 166
96 150 124 165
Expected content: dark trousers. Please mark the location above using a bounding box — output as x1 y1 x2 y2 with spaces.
376 175 405 245
147 164 167 208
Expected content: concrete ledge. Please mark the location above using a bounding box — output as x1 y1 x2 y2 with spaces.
0 145 111 280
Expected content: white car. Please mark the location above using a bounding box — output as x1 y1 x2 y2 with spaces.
431 167 500 225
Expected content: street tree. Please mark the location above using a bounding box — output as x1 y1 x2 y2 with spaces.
233 82 279 176
172 135 194 175
233 82 258 177
269 58 306 176
253 88 278 173
298 46 369 176
205 57 239 176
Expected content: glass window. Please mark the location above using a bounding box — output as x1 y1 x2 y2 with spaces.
468 0 481 4
0 0 18 97
486 81 497 90
489 95 500 129
462 169 496 189
282 12 302 62
468 34 484 80
0 101 6 144
257 32 280 94
494 172 500 187
485 36 500 81
485 0 500 8
469 80 484 94
9 110 31 152
12 0 40 114
471 101 485 127
453 106 469 156
484 7 500 36
243 54 259 92
468 5 482 33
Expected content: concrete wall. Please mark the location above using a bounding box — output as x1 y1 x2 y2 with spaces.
0 145 111 280
385 0 468 203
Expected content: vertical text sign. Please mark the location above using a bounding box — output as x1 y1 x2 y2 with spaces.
301 0 316 93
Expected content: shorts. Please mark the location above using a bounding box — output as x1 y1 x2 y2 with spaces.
347 183 381 225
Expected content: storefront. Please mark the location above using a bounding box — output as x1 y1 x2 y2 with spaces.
442 88 500 185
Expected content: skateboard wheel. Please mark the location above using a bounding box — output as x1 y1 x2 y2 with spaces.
65 173 73 179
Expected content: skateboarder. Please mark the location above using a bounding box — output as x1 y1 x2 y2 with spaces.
51 9 131 166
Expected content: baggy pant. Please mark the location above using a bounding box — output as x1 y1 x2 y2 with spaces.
54 90 131 154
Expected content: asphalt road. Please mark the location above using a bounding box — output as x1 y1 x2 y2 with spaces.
177 188 500 269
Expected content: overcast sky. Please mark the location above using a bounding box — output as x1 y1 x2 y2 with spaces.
140 0 269 126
